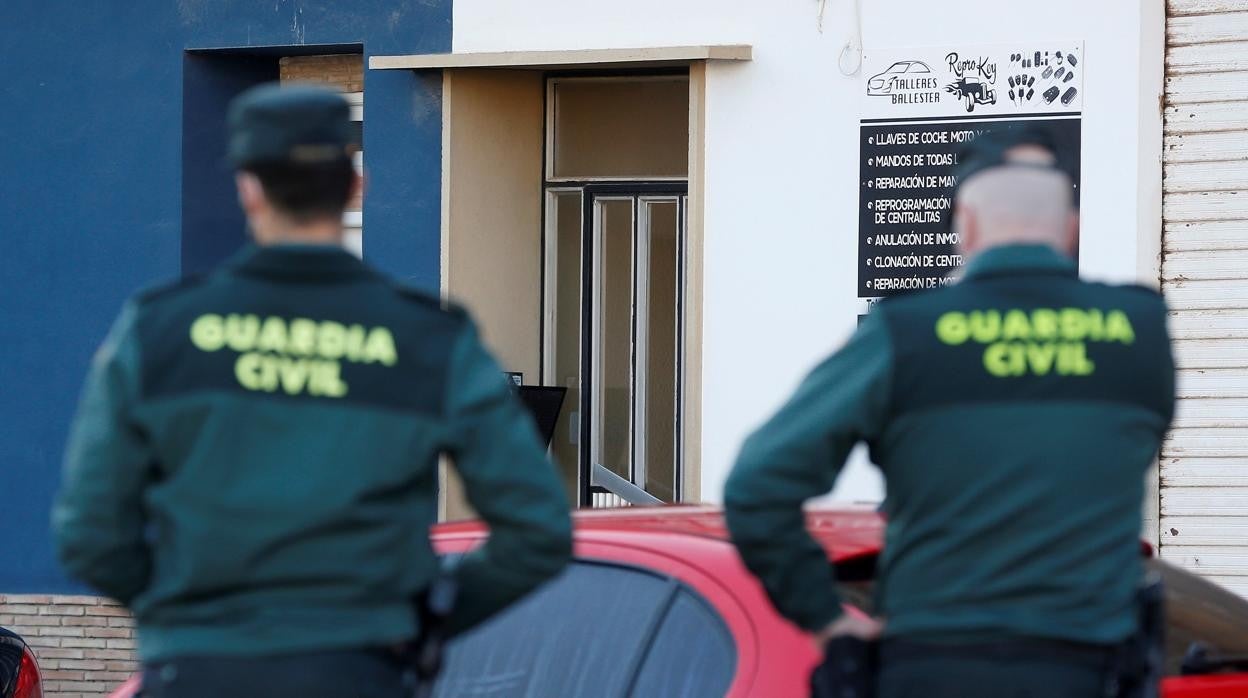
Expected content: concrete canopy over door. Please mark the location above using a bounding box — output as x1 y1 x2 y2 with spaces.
1162 1 1248 597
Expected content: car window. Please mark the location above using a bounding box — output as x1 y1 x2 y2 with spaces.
0 630 25 696
432 561 737 698
632 590 736 698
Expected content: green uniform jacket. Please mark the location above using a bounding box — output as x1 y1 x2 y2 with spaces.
725 245 1175 645
53 245 572 661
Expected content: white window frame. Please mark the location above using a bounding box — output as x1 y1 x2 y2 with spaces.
343 91 364 258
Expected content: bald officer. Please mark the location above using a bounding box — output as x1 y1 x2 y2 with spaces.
53 84 571 697
724 128 1174 698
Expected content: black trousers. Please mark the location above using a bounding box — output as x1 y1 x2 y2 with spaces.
876 638 1117 698
141 648 415 698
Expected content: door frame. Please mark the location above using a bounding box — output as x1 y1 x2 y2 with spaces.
577 182 688 506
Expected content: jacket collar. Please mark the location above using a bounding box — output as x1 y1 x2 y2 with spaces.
224 243 374 282
960 244 1077 282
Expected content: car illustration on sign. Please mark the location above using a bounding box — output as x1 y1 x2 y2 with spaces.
867 61 933 96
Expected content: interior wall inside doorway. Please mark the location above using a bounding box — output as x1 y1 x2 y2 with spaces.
441 68 546 519
444 69 544 376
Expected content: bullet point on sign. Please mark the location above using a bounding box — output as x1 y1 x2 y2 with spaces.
866 258 873 267
868 158 874 166
866 280 874 289
868 136 875 144
868 181 874 188
867 202 873 210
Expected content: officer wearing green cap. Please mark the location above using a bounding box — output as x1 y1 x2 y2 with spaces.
53 83 572 697
724 127 1174 697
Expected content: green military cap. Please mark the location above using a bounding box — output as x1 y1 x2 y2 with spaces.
227 83 357 167
952 124 1072 195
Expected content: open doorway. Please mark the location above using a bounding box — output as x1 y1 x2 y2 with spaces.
437 69 697 515
540 76 690 506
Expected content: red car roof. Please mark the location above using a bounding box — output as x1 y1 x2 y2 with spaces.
434 504 885 563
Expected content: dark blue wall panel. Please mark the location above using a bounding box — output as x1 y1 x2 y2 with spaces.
0 0 450 592
181 53 281 275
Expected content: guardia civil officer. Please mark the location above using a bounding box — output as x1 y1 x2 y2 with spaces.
53 84 572 697
724 128 1174 698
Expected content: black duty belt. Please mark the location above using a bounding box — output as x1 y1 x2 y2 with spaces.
880 636 1118 672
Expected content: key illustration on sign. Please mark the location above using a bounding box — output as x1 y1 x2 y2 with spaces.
1008 49 1079 108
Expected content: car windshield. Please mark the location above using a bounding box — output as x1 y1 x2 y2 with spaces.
432 560 737 698
1151 557 1248 675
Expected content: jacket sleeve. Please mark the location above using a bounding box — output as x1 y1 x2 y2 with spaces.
723 311 894 632
441 319 573 635
52 302 154 604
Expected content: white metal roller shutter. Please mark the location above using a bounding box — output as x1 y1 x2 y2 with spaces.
1162 0 1248 597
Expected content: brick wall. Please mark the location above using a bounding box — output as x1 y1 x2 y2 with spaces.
0 594 137 698
279 54 364 93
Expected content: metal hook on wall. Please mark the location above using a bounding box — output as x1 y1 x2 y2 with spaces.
838 0 863 76
819 0 863 76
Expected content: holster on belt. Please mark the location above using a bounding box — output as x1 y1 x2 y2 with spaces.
1110 575 1165 698
810 636 879 698
405 558 461 698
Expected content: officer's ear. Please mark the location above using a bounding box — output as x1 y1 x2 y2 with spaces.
351 170 365 210
1063 210 1080 258
236 172 267 217
954 200 979 256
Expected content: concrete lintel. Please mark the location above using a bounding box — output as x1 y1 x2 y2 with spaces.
369 44 752 71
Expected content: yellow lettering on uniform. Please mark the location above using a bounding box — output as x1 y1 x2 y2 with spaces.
288 319 317 356
1056 343 1096 376
1025 343 1057 375
259 355 280 391
969 311 1001 343
1086 309 1105 341
225 314 259 352
936 312 970 345
278 358 310 395
235 352 264 390
1031 309 1058 340
345 325 368 362
190 314 226 351
1105 311 1135 344
1060 308 1087 341
256 316 288 354
984 343 1013 376
1002 310 1032 341
312 361 349 397
363 327 398 366
319 321 347 359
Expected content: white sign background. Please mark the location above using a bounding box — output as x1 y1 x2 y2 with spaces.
861 43 1084 121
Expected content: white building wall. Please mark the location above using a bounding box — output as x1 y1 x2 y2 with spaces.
454 0 1165 504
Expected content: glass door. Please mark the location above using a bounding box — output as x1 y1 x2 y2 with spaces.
542 184 687 507
582 185 687 506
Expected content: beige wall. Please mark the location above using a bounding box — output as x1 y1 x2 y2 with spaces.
440 69 545 519
682 63 706 502
443 69 544 378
